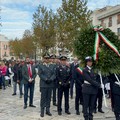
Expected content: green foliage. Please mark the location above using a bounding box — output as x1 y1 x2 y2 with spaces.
56 0 92 51
33 5 56 51
74 26 120 75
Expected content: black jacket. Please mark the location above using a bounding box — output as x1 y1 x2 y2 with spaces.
82 66 100 94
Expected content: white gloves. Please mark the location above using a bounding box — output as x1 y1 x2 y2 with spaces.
115 81 120 86
101 84 104 89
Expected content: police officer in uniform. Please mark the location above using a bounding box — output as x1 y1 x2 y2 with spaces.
56 55 71 115
49 54 58 106
74 65 84 115
82 56 101 120
38 53 56 117
108 74 120 120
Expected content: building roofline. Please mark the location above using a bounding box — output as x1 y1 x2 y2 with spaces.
96 5 120 20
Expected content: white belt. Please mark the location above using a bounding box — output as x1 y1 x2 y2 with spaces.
84 81 91 85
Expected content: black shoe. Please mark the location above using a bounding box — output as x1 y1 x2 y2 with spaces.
65 111 71 115
23 105 27 109
94 109 97 113
76 111 80 115
71 96 73 99
53 103 57 106
46 111 52 116
98 109 104 113
29 105 36 107
58 111 62 115
40 113 44 117
20 95 22 98
12 93 16 96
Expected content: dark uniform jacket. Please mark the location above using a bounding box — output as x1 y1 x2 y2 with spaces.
56 64 71 88
82 66 100 94
70 62 79 80
22 64 36 84
73 67 84 88
38 63 56 88
108 74 120 95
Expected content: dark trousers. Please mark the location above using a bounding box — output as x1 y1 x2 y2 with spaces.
40 87 52 112
113 94 120 120
0 77 2 89
52 86 57 104
94 88 103 110
83 93 97 120
75 86 83 111
2 76 6 89
70 79 74 98
57 86 69 112
24 83 35 105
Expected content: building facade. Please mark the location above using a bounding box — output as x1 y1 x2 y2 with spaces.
91 5 120 38
0 34 11 60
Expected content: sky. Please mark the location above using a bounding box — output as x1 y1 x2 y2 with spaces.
0 0 120 40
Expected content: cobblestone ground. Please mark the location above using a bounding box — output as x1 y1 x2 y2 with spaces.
0 75 115 120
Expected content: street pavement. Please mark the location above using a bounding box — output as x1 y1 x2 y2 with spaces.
0 75 115 120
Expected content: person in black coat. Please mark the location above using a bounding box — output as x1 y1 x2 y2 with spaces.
82 56 101 120
94 74 106 113
108 74 120 120
73 65 84 115
56 55 71 116
70 58 79 99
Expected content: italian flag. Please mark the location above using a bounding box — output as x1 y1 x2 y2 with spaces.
76 67 83 74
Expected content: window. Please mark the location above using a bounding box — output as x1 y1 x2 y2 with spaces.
118 28 120 36
4 45 7 50
108 17 112 27
117 14 120 24
101 19 106 27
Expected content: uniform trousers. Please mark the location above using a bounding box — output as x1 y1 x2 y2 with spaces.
83 93 97 120
40 87 52 112
57 86 69 112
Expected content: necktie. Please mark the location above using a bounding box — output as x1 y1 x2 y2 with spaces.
28 65 32 78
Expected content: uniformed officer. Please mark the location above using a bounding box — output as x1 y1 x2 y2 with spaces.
108 74 120 120
82 56 101 120
94 74 105 113
49 54 58 106
74 65 84 115
70 57 79 99
56 55 71 115
38 53 56 117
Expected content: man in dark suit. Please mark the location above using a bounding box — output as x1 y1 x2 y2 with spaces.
82 56 101 120
94 75 105 113
38 53 56 117
22 57 36 109
70 58 79 99
108 74 120 120
56 55 71 115
74 65 84 115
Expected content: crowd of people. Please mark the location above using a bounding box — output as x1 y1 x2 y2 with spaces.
0 54 120 120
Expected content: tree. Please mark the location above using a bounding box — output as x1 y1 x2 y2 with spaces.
56 0 92 51
9 38 23 57
21 30 36 58
33 5 57 52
